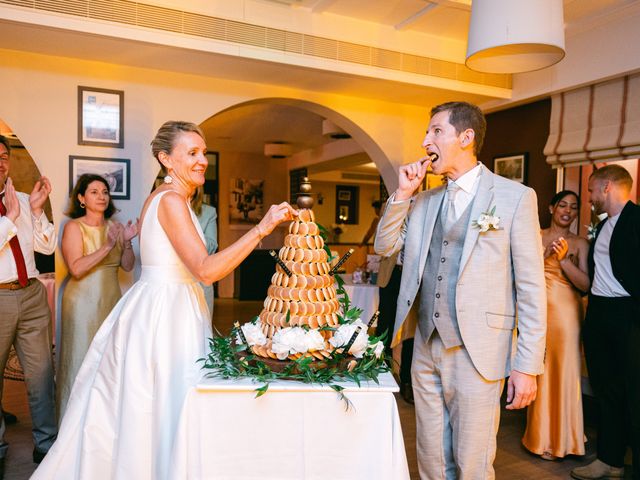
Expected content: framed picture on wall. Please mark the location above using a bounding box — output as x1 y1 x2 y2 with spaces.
78 86 124 148
335 185 358 225
493 153 528 184
69 155 131 200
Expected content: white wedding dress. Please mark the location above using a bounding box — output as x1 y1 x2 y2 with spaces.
32 191 213 480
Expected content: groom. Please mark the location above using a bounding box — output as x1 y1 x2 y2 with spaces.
375 101 546 479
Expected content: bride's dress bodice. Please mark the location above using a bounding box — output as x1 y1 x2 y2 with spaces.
139 191 205 283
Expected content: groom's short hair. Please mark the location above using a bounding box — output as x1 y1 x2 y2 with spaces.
590 164 633 191
430 102 486 156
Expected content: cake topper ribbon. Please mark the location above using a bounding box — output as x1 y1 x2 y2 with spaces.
329 249 354 276
367 310 380 328
234 321 251 352
341 325 362 357
269 250 293 277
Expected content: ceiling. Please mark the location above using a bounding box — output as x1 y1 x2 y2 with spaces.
1 0 636 181
260 0 633 37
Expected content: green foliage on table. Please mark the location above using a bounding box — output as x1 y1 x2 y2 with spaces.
199 278 389 406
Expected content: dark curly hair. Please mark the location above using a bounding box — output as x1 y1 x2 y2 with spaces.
549 190 579 207
66 174 117 219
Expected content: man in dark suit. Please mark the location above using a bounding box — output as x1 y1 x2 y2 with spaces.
572 164 640 480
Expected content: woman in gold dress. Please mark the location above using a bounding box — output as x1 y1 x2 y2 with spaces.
57 174 138 418
522 190 590 460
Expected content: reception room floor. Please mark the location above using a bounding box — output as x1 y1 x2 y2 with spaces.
2 299 631 479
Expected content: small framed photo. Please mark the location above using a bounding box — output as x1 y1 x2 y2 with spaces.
337 190 352 201
69 156 130 200
78 86 124 148
493 153 528 184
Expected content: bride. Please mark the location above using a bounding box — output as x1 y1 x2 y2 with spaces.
32 121 297 479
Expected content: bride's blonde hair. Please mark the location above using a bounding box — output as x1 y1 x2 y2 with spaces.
151 121 205 169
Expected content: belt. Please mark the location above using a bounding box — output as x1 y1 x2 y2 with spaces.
0 278 37 290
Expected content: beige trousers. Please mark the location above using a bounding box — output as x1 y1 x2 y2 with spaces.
412 328 504 480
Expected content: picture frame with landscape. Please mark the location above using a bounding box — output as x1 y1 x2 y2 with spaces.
78 86 124 148
493 153 528 184
69 155 130 200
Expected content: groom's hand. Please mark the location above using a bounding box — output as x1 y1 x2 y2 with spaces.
505 370 537 410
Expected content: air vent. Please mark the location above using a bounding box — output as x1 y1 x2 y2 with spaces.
0 0 511 89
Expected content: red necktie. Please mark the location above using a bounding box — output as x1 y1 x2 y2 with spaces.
0 193 29 287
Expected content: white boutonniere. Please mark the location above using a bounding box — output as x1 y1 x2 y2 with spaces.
472 206 501 232
585 222 599 241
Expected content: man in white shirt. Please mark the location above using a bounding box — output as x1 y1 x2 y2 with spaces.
375 102 546 478
0 136 57 475
572 165 640 480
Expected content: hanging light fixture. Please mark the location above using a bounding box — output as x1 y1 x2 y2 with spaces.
465 0 565 74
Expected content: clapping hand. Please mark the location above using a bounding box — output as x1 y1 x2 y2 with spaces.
544 237 569 261
106 222 124 249
3 178 21 222
123 218 140 242
29 176 52 216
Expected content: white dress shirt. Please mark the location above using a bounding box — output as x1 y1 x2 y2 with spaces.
443 163 482 220
591 212 630 297
0 191 57 283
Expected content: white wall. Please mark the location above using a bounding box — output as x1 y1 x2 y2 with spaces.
0 48 429 296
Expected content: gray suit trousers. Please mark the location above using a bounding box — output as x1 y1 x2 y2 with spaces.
412 327 504 480
0 280 57 456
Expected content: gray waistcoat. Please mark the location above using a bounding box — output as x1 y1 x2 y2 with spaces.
418 198 474 348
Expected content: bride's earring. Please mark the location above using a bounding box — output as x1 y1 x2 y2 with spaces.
163 174 173 184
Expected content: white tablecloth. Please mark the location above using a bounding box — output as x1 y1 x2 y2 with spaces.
341 278 379 324
171 372 409 480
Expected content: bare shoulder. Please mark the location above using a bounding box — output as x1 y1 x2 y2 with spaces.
63 219 81 233
157 190 188 211
572 235 590 251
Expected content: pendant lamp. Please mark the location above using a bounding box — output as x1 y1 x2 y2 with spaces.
466 0 565 74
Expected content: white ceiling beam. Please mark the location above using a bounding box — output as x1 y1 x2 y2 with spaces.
395 3 437 30
309 0 339 13
426 0 471 11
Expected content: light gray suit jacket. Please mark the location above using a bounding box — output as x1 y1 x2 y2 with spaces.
374 165 546 381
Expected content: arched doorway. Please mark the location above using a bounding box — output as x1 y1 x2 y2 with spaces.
196 98 393 299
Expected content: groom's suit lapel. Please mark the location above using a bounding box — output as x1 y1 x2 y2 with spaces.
418 187 445 281
459 166 495 276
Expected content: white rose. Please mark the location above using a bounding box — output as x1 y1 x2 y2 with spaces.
271 327 316 360
371 341 385 359
329 320 369 358
271 327 296 359
489 215 500 229
238 321 267 347
305 329 325 352
288 328 310 354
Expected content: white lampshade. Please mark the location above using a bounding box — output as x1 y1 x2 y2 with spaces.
466 0 565 74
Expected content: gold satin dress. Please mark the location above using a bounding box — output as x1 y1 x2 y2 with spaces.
522 255 586 458
57 220 123 418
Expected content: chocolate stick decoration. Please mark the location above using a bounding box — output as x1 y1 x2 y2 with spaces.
367 310 380 328
268 249 293 277
329 248 354 276
342 326 362 357
234 321 251 352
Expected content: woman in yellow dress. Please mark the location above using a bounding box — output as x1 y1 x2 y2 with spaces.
57 174 138 418
522 190 590 460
